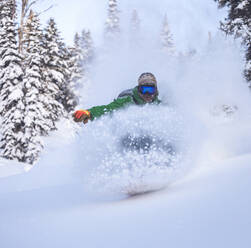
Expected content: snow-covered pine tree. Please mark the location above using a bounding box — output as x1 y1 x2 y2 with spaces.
67 33 83 111
68 29 94 107
81 29 94 67
21 10 56 163
246 44 251 82
59 41 78 113
104 0 120 41
0 0 26 162
130 9 140 34
0 0 16 93
215 0 251 83
129 9 141 46
42 18 66 117
79 29 94 105
0 0 6 93
160 14 175 55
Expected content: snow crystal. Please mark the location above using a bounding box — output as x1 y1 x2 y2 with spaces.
76 105 191 194
236 0 248 10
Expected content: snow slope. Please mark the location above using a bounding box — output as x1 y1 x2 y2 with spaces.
0 114 251 248
0 150 251 248
0 158 32 179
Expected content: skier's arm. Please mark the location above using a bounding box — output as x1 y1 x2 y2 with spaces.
88 96 133 120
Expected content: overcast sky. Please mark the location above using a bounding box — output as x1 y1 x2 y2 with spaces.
32 0 226 50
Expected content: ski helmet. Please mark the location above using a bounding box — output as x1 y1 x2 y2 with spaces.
138 72 157 87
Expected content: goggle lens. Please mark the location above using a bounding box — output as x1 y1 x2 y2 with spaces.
140 85 156 95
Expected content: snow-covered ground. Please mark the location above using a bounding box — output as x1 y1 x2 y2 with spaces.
0 158 31 178
0 116 251 248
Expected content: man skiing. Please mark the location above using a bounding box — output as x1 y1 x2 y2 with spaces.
73 72 161 124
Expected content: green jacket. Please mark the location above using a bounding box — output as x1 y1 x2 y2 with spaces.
88 86 161 120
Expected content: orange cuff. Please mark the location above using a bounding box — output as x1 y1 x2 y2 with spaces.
81 110 91 117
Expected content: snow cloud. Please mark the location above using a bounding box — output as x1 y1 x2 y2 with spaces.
36 0 251 195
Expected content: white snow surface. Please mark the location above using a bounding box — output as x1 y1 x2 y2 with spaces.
236 0 248 10
1 118 251 248
1 1 251 247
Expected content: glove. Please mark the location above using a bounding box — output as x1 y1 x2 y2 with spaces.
73 110 91 124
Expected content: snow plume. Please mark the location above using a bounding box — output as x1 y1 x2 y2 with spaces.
36 0 251 196
78 105 190 194
72 4 251 195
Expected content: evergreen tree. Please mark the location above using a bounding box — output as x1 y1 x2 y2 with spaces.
215 0 251 83
81 29 94 66
67 33 82 111
21 10 56 163
69 34 83 92
0 0 26 162
79 29 94 105
246 46 251 82
0 0 16 93
130 9 140 34
129 9 141 46
160 14 175 55
104 0 120 41
68 30 94 108
42 18 66 117
23 11 54 139
59 41 77 113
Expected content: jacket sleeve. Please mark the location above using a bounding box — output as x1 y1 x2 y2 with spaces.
88 96 133 120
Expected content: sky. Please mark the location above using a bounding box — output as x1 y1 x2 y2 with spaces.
32 0 227 50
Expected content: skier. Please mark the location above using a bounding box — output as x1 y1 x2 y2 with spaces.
73 72 161 124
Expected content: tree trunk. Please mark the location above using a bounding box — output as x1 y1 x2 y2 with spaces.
18 0 28 53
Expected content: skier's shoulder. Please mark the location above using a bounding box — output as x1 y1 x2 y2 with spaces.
117 88 135 99
117 87 141 105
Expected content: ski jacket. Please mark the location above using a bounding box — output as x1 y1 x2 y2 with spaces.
88 86 161 120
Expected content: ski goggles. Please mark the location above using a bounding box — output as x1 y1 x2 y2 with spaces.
139 85 156 95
